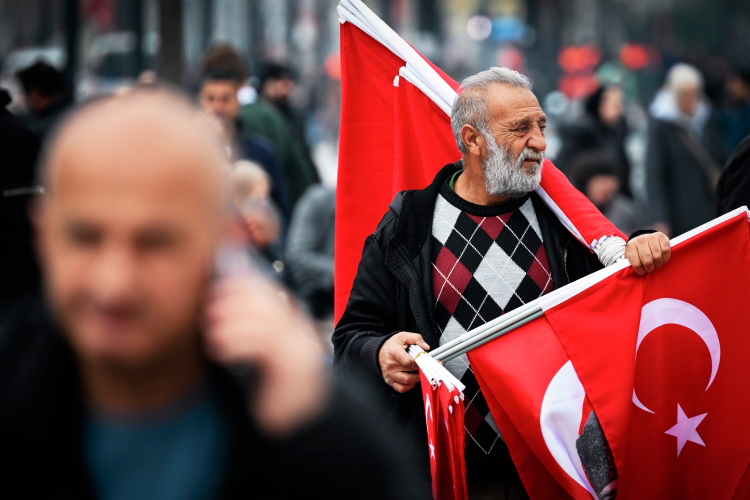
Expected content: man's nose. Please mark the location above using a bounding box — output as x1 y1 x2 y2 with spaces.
91 245 138 302
527 126 546 153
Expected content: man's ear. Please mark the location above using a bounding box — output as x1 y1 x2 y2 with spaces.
460 124 484 157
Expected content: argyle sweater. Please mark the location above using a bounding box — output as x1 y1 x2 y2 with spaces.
431 179 554 457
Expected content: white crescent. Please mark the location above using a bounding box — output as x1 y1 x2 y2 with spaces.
540 360 597 498
633 298 720 414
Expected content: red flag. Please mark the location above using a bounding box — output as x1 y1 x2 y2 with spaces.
336 17 625 322
469 211 750 499
419 370 469 500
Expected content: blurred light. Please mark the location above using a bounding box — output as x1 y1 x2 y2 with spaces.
544 91 570 117
558 45 602 73
559 73 599 98
496 46 523 72
620 43 651 70
490 18 527 43
324 53 341 81
467 15 492 41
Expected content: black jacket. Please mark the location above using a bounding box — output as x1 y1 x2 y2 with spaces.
0 296 422 499
332 162 604 482
717 133 750 216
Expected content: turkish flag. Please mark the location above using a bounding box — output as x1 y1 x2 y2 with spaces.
469 211 750 499
335 16 624 322
419 370 469 500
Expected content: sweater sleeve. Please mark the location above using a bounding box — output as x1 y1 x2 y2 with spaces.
332 229 402 382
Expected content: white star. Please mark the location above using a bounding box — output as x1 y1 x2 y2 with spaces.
664 403 707 457
429 440 435 459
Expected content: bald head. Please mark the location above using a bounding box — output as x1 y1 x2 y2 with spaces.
36 89 233 368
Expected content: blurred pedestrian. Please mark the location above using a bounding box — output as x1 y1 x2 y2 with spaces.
15 60 69 143
717 134 750 215
199 65 291 222
286 185 335 319
0 87 41 315
230 160 291 287
646 63 724 237
556 84 632 196
570 151 645 236
719 68 750 156
239 63 320 209
0 89 421 499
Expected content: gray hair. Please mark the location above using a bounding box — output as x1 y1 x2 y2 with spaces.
450 67 533 153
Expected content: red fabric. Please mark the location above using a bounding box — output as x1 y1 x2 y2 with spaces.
335 23 626 322
419 370 469 500
469 213 750 499
468 315 595 499
547 213 750 499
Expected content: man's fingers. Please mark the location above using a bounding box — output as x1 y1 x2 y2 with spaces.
389 371 420 387
648 236 664 269
390 347 418 370
660 233 672 263
389 381 417 393
637 243 655 273
398 332 430 351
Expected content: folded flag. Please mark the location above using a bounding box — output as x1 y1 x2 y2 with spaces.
468 208 750 499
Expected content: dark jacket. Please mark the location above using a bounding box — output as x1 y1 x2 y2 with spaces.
332 162 603 482
0 89 41 308
717 133 750 215
0 296 422 500
646 118 724 235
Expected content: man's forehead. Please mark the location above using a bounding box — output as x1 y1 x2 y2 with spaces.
45 91 227 201
483 83 543 118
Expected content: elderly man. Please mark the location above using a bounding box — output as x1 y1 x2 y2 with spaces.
0 89 418 499
333 68 670 498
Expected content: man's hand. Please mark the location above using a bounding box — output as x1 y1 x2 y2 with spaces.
205 276 328 437
625 232 671 275
379 332 430 393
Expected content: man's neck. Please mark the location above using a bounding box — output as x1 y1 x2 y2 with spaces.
79 341 207 415
454 161 511 206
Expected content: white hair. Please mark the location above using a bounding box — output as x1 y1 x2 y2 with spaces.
451 67 533 153
666 63 703 94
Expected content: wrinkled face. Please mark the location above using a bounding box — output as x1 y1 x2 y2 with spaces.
200 80 240 128
480 84 547 196
37 100 226 369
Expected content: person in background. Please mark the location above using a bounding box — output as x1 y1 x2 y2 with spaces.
286 184 335 319
646 63 725 237
717 133 750 216
230 160 291 288
556 84 632 196
0 87 41 317
0 89 421 499
720 68 750 156
199 65 291 223
570 151 645 236
239 62 319 209
15 60 70 143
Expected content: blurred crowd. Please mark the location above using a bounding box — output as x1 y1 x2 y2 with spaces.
2 46 338 332
3 35 750 498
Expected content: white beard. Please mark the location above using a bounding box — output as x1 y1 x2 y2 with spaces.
480 130 544 198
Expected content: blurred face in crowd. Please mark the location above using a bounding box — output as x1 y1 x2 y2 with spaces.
675 84 700 117
478 83 546 197
727 75 750 103
599 86 624 126
200 79 240 129
585 174 620 209
262 77 294 105
37 92 228 370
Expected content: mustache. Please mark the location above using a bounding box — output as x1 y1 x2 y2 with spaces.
517 148 544 163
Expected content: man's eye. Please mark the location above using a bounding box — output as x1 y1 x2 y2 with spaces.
67 225 101 246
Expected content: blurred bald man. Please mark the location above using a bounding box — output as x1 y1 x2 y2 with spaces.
0 89 420 500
